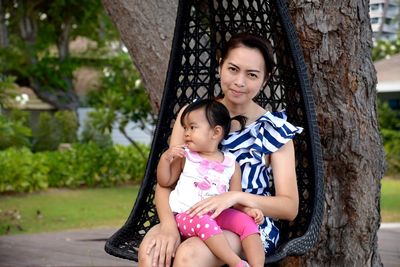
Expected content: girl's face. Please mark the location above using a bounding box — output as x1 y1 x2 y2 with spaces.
182 108 219 153
219 46 267 106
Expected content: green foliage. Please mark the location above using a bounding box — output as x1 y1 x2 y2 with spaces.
0 147 49 193
381 129 400 177
0 143 149 193
29 57 78 92
378 101 400 130
0 113 32 150
378 101 400 177
54 110 79 143
86 53 156 155
372 38 400 61
0 0 119 109
0 75 18 109
80 109 114 147
32 110 78 151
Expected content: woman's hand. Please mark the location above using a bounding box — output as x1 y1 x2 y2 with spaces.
146 222 181 267
187 191 240 219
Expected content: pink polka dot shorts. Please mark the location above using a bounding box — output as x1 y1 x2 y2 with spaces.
175 212 222 240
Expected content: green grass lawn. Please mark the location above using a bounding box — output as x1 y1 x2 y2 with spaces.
0 185 139 235
0 178 399 236
381 178 400 222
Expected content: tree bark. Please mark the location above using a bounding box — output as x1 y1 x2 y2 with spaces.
17 0 79 110
0 0 9 48
285 1 385 266
101 0 178 111
102 0 385 266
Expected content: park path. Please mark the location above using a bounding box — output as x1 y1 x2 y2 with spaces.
0 224 399 267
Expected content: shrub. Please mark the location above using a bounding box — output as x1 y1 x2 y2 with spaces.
381 129 400 178
378 101 400 178
0 143 149 193
0 112 32 150
54 110 78 144
0 147 49 192
32 110 78 151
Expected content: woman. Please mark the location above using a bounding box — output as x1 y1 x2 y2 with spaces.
138 32 303 267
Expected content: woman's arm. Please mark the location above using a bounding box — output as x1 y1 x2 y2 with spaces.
232 140 299 220
145 184 181 267
142 107 188 266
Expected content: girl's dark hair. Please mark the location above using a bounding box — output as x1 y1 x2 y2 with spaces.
219 32 275 80
180 99 246 140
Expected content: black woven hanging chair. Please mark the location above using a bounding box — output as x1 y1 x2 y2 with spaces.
105 0 324 264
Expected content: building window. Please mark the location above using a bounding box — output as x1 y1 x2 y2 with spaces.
388 99 400 110
370 3 383 11
371 17 380 24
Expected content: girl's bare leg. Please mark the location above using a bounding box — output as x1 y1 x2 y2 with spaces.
173 230 242 267
242 234 265 267
204 234 242 266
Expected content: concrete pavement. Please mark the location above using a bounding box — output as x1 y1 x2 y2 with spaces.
0 224 399 267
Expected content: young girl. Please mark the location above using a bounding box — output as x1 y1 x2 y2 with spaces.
157 99 265 267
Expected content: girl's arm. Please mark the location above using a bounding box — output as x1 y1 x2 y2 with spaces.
157 146 185 187
157 104 188 186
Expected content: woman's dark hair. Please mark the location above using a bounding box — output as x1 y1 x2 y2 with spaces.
219 32 275 80
180 99 246 140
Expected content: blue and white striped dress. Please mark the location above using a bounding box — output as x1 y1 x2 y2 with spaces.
221 110 303 255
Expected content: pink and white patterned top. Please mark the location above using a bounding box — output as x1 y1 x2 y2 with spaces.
169 149 236 213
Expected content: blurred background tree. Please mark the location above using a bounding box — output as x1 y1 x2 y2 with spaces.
0 0 118 110
0 0 155 193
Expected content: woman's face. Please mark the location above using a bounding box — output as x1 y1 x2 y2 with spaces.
219 46 266 106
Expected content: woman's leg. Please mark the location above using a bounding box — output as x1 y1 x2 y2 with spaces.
173 230 242 267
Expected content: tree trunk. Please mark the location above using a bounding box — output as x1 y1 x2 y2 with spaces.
0 0 9 48
101 0 178 111
102 0 385 266
285 1 385 266
17 0 79 110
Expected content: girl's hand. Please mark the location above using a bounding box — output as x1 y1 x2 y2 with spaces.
146 223 181 267
246 208 265 225
187 191 240 219
163 144 187 162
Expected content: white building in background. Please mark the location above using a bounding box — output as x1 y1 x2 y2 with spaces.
369 0 400 41
77 108 153 146
375 53 400 110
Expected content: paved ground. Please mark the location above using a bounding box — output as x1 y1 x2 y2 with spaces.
0 224 399 267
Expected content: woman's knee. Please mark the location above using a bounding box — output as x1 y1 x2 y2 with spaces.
138 225 160 267
174 237 217 267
